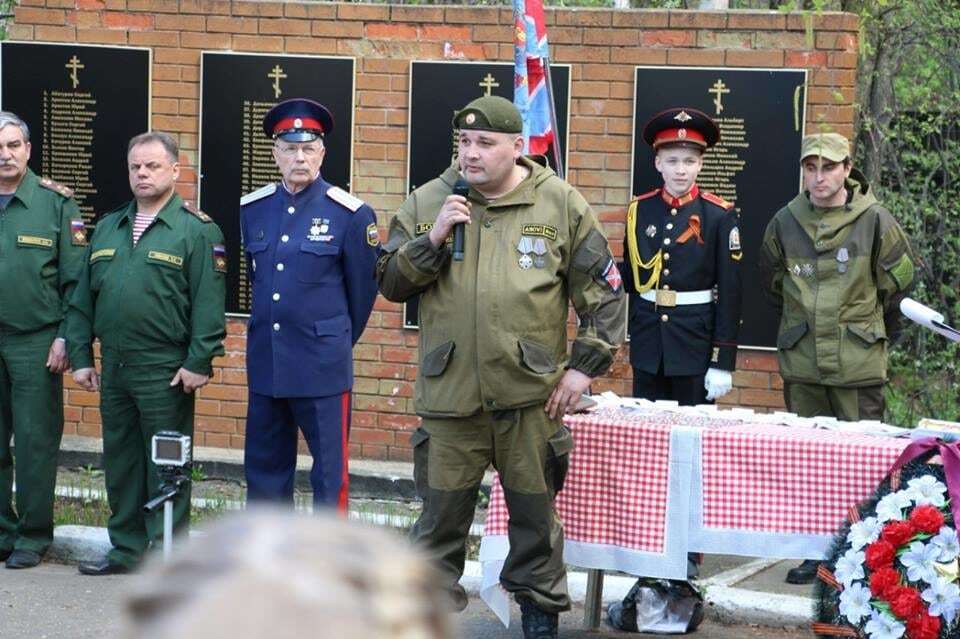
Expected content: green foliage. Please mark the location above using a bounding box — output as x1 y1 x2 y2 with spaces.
189 463 208 482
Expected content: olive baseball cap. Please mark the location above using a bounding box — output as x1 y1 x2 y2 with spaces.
800 132 850 162
452 96 522 134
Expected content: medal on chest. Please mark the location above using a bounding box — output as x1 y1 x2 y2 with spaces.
308 218 333 242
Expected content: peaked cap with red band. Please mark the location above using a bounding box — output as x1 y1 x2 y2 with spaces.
262 98 334 143
642 107 719 150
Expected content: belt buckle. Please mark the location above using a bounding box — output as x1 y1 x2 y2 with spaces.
656 289 677 307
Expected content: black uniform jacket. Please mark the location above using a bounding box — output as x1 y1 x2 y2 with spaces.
621 185 742 376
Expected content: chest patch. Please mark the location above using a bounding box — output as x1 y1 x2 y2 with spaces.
147 250 184 267
521 224 558 240
415 222 434 235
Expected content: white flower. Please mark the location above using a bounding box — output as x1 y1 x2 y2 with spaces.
899 540 941 584
930 526 960 562
864 609 905 639
876 491 913 523
922 577 960 624
905 475 948 508
848 517 882 551
839 582 873 625
834 548 866 588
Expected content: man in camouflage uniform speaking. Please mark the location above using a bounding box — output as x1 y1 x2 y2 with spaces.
0 111 86 569
377 96 625 639
759 132 916 584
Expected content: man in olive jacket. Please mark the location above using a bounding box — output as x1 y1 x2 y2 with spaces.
377 96 625 639
759 132 916 584
0 112 86 569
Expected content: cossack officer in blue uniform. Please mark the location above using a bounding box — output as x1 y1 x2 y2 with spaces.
240 99 379 512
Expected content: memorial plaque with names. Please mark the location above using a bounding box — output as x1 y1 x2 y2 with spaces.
631 66 807 348
404 60 571 328
199 52 355 315
0 42 150 226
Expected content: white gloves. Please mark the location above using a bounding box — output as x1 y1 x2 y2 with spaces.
704 368 733 401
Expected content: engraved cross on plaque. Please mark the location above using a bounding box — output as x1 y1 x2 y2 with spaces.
268 64 287 99
65 55 84 90
478 73 500 96
709 79 730 116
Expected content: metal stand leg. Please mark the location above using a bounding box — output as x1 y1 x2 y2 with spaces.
583 569 605 629
163 498 173 563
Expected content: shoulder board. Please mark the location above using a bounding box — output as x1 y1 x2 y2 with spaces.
182 200 213 223
37 176 74 198
633 188 660 202
326 186 364 213
701 191 734 210
240 183 277 206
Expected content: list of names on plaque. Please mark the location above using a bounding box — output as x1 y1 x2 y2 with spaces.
630 66 807 348
40 90 98 222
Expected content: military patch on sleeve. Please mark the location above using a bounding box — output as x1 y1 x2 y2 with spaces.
327 186 364 212
601 259 622 292
415 222 434 235
711 346 720 364
366 223 380 247
212 244 227 273
729 227 741 251
521 224 558 240
71 219 88 246
887 253 915 290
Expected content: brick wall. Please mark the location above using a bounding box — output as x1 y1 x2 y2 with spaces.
10 1 860 461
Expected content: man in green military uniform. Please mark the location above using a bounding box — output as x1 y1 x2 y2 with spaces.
0 111 87 569
760 132 916 584
377 96 625 639
67 131 226 575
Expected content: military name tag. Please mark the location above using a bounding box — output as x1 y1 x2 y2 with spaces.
90 248 116 262
17 235 53 248
521 224 558 240
147 250 184 267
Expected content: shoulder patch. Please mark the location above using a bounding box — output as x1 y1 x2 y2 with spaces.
634 188 660 202
182 200 213 223
701 191 734 210
38 177 74 198
326 186 364 213
240 183 277 206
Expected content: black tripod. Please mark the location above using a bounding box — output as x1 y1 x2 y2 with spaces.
143 465 190 563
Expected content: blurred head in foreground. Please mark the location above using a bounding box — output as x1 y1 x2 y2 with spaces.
123 508 452 639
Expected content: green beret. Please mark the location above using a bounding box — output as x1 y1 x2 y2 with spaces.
452 96 522 134
800 132 850 163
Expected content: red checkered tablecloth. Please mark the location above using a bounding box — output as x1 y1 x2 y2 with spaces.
700 422 909 536
483 408 911 553
484 409 723 553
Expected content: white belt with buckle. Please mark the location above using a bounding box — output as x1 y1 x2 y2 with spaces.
639 289 713 307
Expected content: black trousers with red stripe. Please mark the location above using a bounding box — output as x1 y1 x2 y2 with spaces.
244 391 351 512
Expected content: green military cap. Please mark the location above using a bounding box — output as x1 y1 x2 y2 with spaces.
800 132 850 163
452 95 522 134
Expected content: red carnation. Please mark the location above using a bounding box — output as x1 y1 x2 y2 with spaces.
865 540 897 570
869 566 902 600
882 520 917 548
909 505 945 534
906 611 941 639
889 586 924 620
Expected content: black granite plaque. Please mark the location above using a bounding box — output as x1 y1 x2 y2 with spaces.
631 66 807 349
0 42 150 225
199 52 355 315
404 61 571 328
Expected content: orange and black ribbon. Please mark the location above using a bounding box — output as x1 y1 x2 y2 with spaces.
676 215 703 245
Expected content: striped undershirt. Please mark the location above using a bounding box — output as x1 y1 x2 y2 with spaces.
131 212 156 245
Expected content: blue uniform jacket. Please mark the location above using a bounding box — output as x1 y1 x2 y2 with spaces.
240 176 379 398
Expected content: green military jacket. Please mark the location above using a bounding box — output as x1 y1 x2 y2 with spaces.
66 193 226 375
759 169 916 387
378 157 625 418
0 169 86 336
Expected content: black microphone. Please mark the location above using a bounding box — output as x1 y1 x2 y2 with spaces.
452 177 470 262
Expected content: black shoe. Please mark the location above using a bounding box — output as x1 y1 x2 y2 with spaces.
0 548 11 562
5 549 42 569
78 558 131 576
519 599 558 639
785 559 819 585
